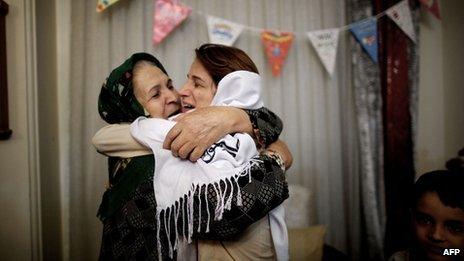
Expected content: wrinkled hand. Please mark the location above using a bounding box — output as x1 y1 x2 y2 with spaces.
163 107 240 162
266 140 293 170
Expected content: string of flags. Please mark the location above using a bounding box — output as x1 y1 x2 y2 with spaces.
97 0 441 77
152 0 191 44
350 17 380 64
419 0 441 19
97 0 120 12
261 32 294 76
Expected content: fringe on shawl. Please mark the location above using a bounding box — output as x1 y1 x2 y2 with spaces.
156 158 262 259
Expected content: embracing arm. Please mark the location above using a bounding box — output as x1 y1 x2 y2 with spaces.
92 124 151 157
243 107 283 148
93 106 289 173
94 109 290 241
164 106 283 161
94 107 283 160
265 139 293 170
214 106 283 148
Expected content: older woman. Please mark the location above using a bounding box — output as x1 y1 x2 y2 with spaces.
94 51 290 260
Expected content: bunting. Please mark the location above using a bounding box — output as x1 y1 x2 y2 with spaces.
207 16 244 46
386 0 416 42
96 0 121 13
153 0 191 45
261 31 294 77
419 0 441 19
97 0 429 77
307 28 340 75
350 18 378 63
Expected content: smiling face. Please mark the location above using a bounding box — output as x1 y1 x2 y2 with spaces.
132 62 180 118
179 58 217 112
413 192 464 260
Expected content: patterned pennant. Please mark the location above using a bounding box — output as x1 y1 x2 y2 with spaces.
153 0 191 45
261 31 294 77
207 16 243 46
386 0 416 42
96 0 120 13
307 28 340 75
419 0 441 19
350 18 378 63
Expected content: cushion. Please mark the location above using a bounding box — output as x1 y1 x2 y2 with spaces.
289 225 326 261
284 184 313 228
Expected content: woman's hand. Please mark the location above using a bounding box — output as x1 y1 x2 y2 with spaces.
163 106 253 161
265 140 293 170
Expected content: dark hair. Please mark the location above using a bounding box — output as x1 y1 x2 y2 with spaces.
411 170 464 211
195 43 259 86
445 147 464 174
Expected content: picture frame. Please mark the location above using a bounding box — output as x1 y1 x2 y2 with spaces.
0 0 11 140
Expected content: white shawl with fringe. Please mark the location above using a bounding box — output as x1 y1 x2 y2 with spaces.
130 71 288 260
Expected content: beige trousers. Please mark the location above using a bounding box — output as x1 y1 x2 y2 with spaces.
198 216 276 260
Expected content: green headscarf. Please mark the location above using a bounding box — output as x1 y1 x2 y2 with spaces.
97 52 167 221
98 52 168 124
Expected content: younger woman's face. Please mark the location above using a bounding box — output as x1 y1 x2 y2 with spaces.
179 59 217 113
132 64 180 118
413 192 464 261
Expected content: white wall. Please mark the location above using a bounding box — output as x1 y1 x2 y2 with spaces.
0 0 41 259
416 0 464 175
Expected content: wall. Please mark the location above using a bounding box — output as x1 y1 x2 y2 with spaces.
36 0 62 259
442 0 464 165
0 0 41 259
416 0 464 175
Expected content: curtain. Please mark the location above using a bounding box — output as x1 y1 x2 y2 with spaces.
347 0 386 260
60 0 361 259
376 0 419 258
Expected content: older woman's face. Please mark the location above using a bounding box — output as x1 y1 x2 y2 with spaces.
133 64 180 118
179 59 217 113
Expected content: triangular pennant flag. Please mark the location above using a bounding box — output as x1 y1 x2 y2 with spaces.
419 0 441 19
307 28 340 75
207 16 244 46
261 31 294 77
96 0 120 13
350 18 378 63
153 0 191 45
386 0 416 42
